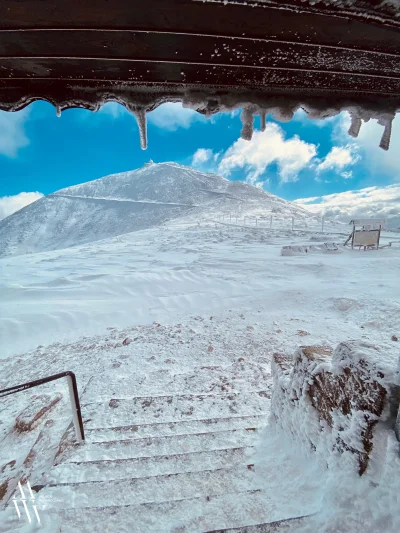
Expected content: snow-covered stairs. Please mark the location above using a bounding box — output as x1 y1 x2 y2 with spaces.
32 363 303 531
82 390 270 427
45 446 253 483
54 427 258 463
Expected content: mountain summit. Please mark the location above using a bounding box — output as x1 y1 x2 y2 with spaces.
0 163 313 256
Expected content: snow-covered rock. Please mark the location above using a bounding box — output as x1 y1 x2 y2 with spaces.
271 341 400 475
0 162 315 256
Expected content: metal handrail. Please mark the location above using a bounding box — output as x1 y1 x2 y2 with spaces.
0 371 85 442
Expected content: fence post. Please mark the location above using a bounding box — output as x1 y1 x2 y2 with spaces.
255 218 258 227
292 217 294 231
244 217 246 226
270 215 272 229
230 213 232 222
322 216 325 232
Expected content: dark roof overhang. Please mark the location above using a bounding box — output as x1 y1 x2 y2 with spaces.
1 0 399 149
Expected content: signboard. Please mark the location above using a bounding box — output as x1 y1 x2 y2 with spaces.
353 230 380 247
349 218 386 228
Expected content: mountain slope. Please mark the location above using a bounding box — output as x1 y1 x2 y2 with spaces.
0 162 314 256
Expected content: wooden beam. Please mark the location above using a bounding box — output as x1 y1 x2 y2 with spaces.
0 0 399 116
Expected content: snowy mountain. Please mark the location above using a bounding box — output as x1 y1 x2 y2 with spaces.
0 162 315 256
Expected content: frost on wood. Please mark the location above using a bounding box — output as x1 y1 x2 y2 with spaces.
271 341 400 476
2 89 398 150
136 98 395 150
213 0 400 23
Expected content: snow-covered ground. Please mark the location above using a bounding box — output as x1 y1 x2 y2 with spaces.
2 221 398 360
1 217 399 531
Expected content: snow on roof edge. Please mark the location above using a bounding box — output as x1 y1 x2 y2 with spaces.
1 91 398 152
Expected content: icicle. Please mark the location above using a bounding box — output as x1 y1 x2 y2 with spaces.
348 115 362 138
56 104 61 118
272 108 294 123
260 110 266 132
240 107 254 141
134 109 148 150
378 117 393 151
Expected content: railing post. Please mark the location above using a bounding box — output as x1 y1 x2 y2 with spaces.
66 373 84 443
0 371 85 442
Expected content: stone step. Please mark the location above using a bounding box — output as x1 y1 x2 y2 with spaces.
38 465 259 510
83 363 271 401
85 414 268 441
44 446 254 484
205 516 309 532
59 428 260 463
43 489 281 533
82 391 270 428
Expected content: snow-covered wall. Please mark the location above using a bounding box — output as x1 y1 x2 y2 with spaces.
271 340 400 475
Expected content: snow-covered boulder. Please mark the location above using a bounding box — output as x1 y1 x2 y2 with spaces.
271 341 400 475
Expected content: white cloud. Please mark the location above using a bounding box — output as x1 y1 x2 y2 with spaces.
192 148 214 166
97 102 129 119
333 113 400 181
148 103 206 131
0 192 44 221
0 109 30 157
294 184 400 225
217 123 317 185
341 171 353 180
317 145 360 176
293 108 341 128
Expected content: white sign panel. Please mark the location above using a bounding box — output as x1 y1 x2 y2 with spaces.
353 230 380 247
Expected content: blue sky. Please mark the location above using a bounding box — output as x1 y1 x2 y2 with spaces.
1 101 399 221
